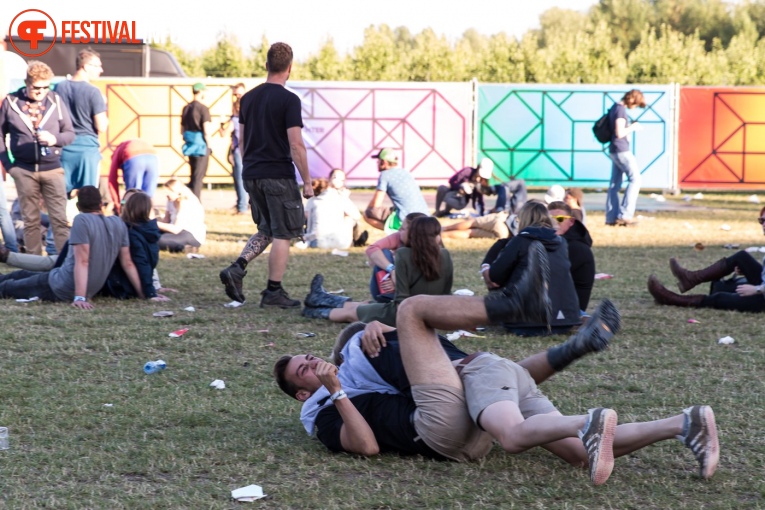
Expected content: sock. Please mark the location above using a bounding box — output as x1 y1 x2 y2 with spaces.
267 280 282 292
235 257 248 270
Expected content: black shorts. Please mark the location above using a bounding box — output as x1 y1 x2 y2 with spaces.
244 178 304 240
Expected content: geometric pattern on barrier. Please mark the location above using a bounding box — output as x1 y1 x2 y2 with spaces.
290 82 472 187
94 80 249 184
477 84 673 188
680 89 765 186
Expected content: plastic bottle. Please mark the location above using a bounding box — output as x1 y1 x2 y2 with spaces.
37 127 50 156
143 359 167 374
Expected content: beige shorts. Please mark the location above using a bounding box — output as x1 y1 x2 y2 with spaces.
460 353 557 425
471 212 510 239
411 384 494 462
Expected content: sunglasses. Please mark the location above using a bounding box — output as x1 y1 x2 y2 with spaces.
552 215 573 223
758 217 765 225
29 85 50 91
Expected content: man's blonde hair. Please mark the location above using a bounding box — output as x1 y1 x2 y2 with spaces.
26 61 53 83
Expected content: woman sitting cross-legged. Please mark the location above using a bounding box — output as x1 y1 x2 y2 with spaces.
157 179 206 253
301 216 452 326
648 206 765 311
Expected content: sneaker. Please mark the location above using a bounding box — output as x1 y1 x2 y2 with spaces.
260 288 301 309
578 408 618 486
220 263 247 303
677 405 719 479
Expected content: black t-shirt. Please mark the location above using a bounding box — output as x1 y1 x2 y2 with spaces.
181 100 211 133
608 103 630 154
314 393 445 460
239 83 303 180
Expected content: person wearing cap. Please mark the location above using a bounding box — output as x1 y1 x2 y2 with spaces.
55 49 108 195
0 185 145 309
181 82 213 199
544 184 566 206
218 42 313 308
364 148 429 230
434 158 494 218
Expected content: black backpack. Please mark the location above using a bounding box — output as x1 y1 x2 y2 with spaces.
592 111 612 144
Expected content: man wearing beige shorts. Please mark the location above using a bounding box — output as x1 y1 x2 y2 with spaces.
441 210 513 240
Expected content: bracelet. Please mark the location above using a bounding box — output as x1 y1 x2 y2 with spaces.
330 390 347 402
480 264 490 274
385 263 395 274
73 296 87 302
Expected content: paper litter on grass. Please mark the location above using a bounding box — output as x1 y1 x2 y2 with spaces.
210 379 226 390
231 484 266 502
186 253 205 259
224 300 245 308
16 296 40 303
446 330 485 341
720 224 731 231
453 289 474 296
594 273 613 280
183 306 196 312
718 336 735 345
331 249 349 257
748 194 760 204
169 328 189 338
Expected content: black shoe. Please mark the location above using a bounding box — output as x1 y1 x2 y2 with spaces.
353 230 369 247
565 299 621 354
260 288 301 309
220 263 247 303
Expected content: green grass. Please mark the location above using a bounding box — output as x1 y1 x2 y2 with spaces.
1 198 764 509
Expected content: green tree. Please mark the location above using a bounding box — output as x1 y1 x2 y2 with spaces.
201 32 249 77
248 35 270 78
150 37 203 77
350 25 408 80
303 38 350 80
405 28 456 81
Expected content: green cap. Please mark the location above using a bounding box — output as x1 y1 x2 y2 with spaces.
192 82 206 93
371 148 398 163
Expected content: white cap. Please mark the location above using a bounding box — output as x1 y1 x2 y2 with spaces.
478 158 494 180
544 185 566 204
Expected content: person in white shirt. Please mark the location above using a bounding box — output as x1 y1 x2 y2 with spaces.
157 179 206 253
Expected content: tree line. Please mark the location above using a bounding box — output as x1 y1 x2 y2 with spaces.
153 0 765 85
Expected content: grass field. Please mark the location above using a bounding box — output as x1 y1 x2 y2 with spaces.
1 193 764 509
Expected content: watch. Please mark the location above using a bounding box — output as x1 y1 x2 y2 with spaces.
73 296 87 302
330 390 347 402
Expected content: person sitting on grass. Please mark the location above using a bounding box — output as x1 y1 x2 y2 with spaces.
547 200 595 314
434 158 494 217
648 205 765 311
275 293 719 484
301 216 452 326
365 211 426 303
157 179 206 253
481 200 581 336
0 189 170 302
304 177 364 249
0 186 145 308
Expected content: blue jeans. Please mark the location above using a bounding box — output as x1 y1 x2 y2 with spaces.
232 149 247 212
369 249 395 303
0 269 58 301
0 179 18 252
606 151 641 223
123 154 160 197
494 180 527 214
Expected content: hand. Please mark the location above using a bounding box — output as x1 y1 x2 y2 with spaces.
72 300 94 310
150 294 171 302
631 122 643 132
379 270 396 294
482 266 499 289
736 284 759 297
157 287 179 293
360 321 387 358
302 182 314 200
314 360 341 393
36 130 57 146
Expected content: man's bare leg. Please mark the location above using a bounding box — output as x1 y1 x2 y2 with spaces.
268 238 291 281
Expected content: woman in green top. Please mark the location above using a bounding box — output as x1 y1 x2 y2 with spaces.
302 217 453 326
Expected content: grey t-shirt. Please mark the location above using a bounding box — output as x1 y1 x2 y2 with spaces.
48 214 129 300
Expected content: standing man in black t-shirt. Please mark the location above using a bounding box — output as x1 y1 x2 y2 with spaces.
180 83 212 199
219 43 313 308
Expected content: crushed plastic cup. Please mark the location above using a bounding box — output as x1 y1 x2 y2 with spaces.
169 328 189 338
231 484 266 502
718 336 735 345
687 318 700 324
295 332 316 338
187 253 206 259
183 306 196 312
594 273 614 280
224 300 244 308
210 379 226 390
153 310 174 317
15 296 39 303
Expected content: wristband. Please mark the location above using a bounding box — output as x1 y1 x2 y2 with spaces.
73 296 87 302
385 263 395 274
330 390 347 402
480 264 490 274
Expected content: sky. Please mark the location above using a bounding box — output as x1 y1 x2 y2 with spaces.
4 0 600 60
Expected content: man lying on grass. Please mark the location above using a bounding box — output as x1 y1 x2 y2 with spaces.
275 296 719 485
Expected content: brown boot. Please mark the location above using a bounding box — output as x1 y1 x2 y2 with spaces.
669 258 729 293
648 275 704 307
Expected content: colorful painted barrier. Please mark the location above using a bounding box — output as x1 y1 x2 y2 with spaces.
92 79 472 187
476 84 674 189
679 87 765 189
